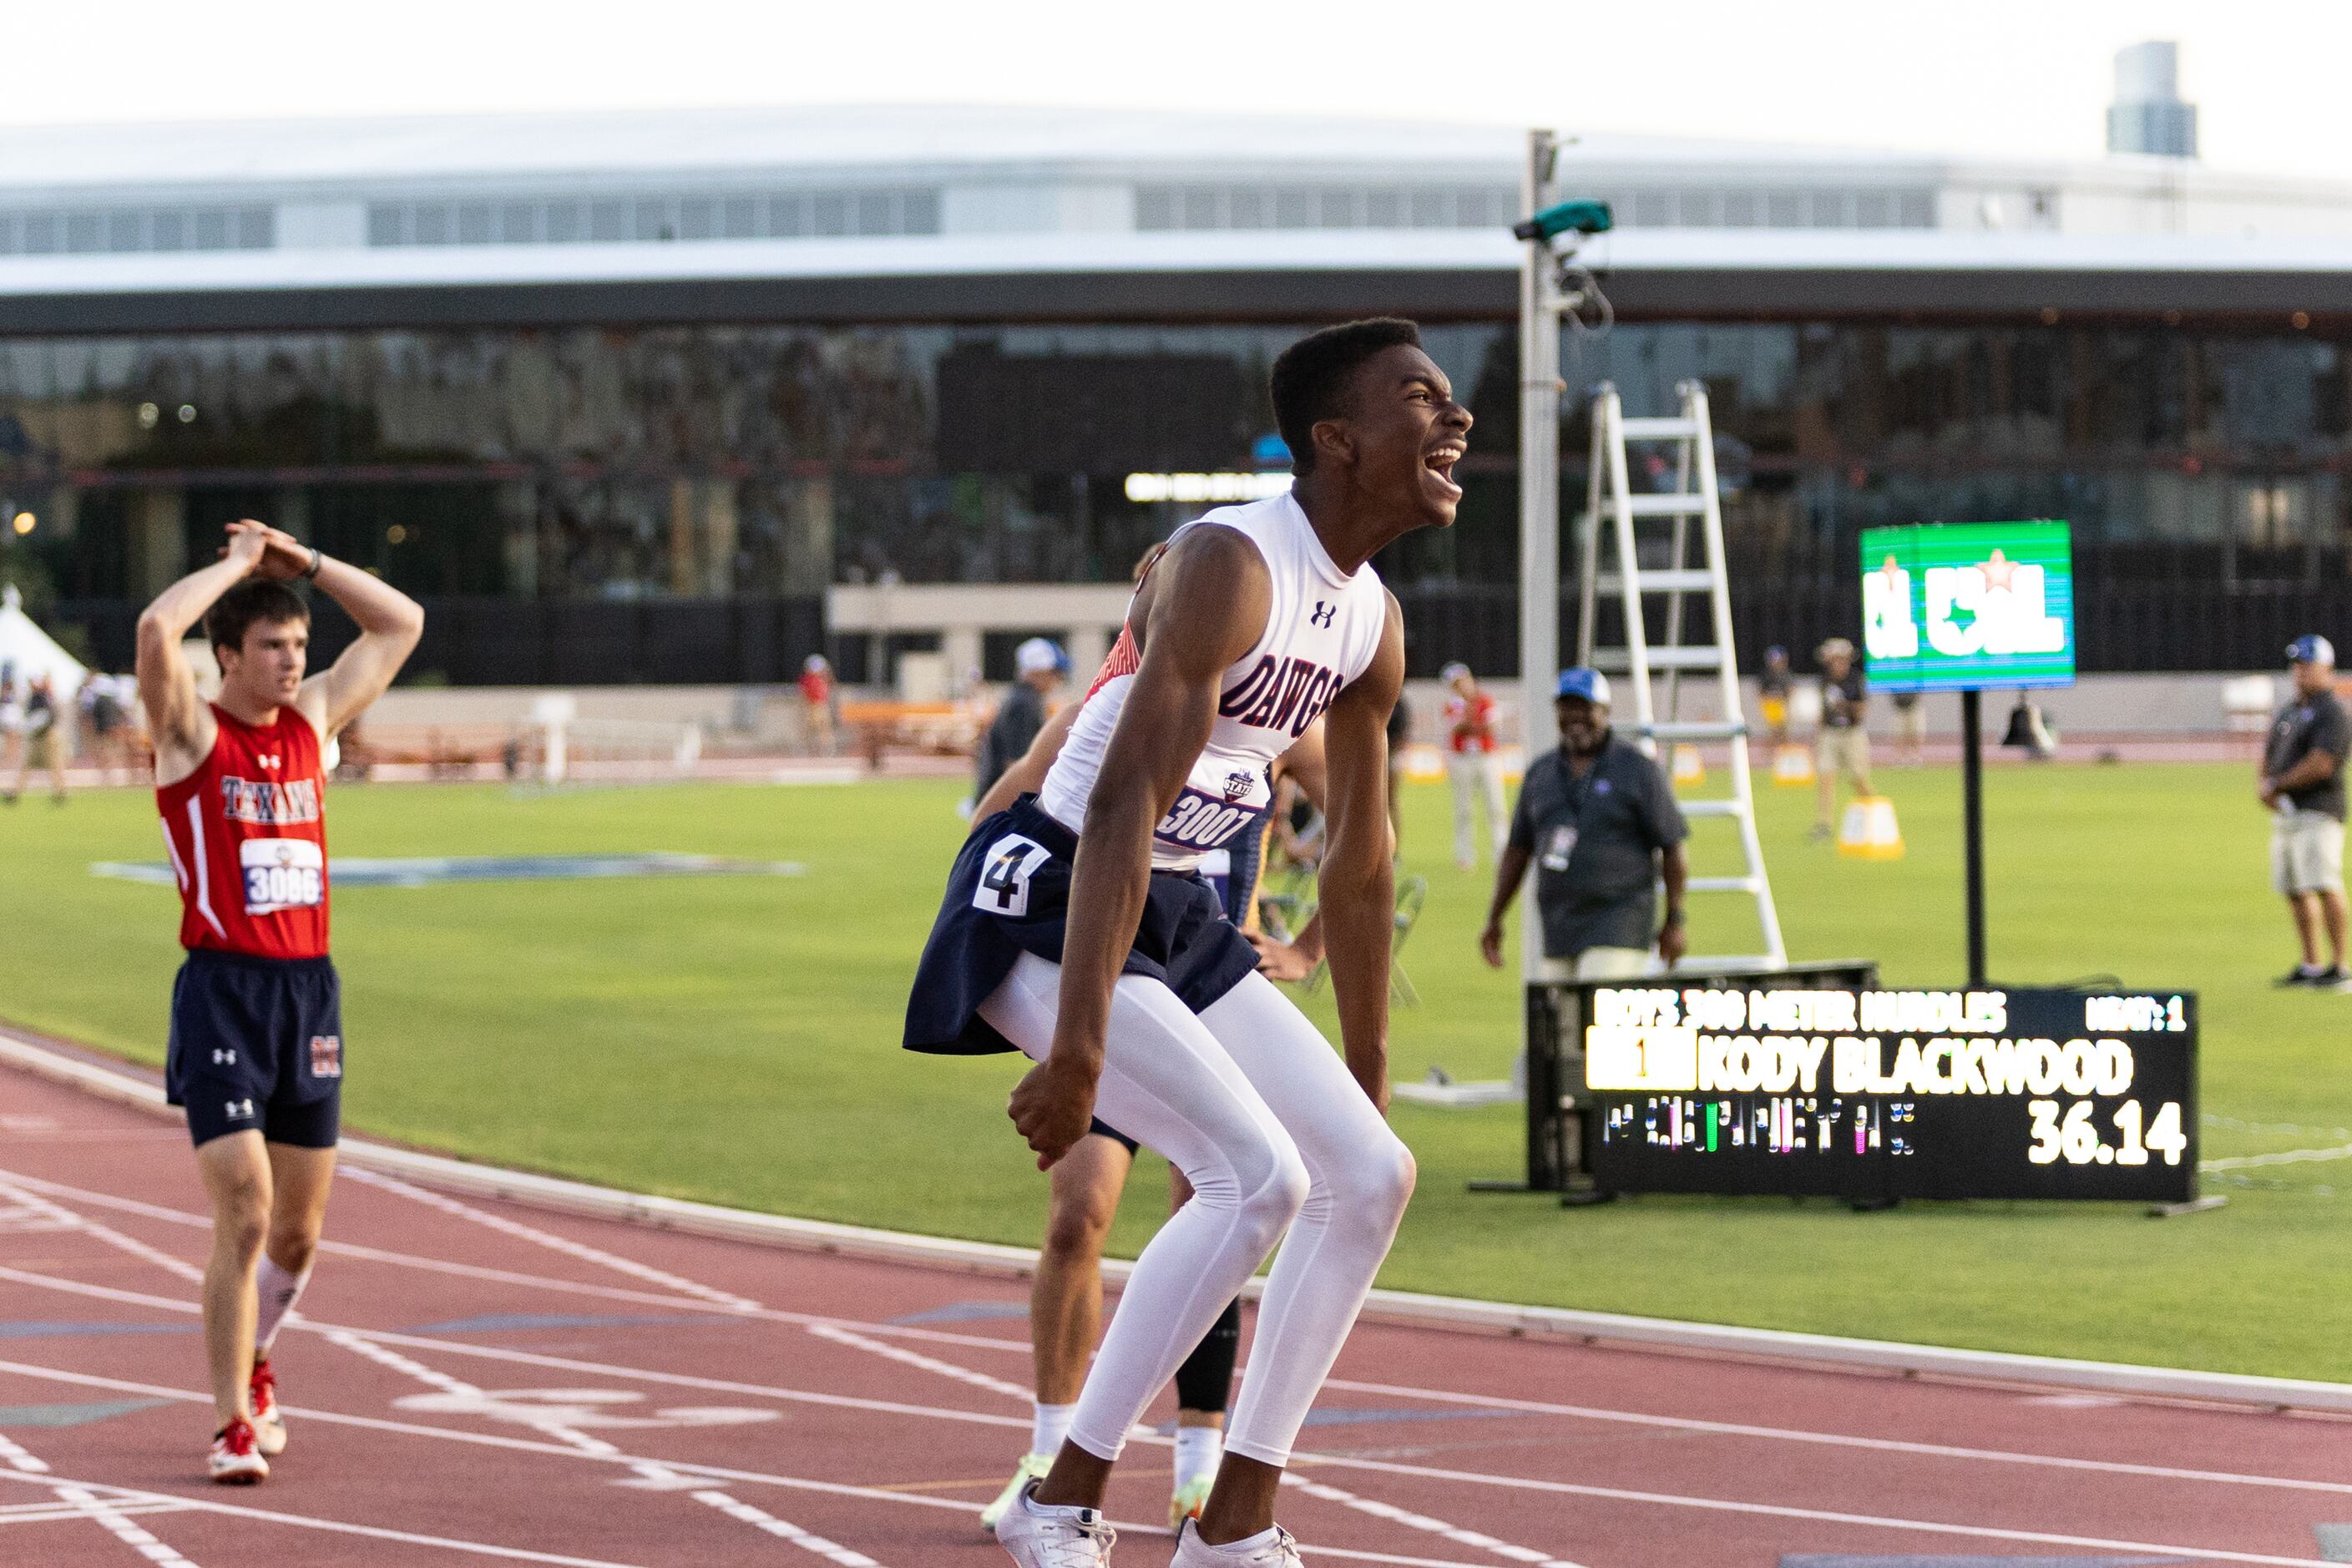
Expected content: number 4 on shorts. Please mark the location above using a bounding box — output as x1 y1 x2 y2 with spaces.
974 834 1053 918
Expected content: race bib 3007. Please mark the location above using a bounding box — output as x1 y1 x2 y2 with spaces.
1152 787 1259 853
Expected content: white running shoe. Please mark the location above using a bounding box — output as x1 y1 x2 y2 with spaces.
1171 1519 1302 1568
249 1358 286 1457
994 1479 1115 1568
207 1418 269 1485
980 1453 1055 1533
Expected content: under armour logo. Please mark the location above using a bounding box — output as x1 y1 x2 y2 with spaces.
1309 601 1336 629
211 1048 237 1066
225 1098 255 1120
257 754 281 769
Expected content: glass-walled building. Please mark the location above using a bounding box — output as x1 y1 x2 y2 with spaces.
3 106 2349 680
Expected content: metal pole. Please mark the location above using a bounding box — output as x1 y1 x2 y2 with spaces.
1961 687 1986 985
1518 128 1560 984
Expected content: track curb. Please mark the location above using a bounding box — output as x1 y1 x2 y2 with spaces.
8 1023 2352 1417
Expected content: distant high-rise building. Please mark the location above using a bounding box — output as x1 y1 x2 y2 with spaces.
2108 40 2198 158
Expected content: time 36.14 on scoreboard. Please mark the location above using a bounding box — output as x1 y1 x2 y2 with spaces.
1585 986 2197 1202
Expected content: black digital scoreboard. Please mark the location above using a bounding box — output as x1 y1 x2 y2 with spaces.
1585 985 2198 1203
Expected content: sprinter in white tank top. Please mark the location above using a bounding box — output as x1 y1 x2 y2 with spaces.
989 319 1472 1568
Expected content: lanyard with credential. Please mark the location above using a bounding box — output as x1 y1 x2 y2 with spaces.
1540 753 1600 873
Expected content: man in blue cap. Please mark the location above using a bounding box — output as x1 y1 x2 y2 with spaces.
1479 668 1688 979
2264 634 2348 989
973 637 1069 804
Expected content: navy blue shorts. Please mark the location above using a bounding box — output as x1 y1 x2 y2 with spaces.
164 950 344 1149
1088 1116 1139 1155
903 796 1259 1056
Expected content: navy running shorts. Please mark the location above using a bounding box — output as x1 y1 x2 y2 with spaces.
165 949 344 1149
1087 1116 1140 1155
903 795 1258 1056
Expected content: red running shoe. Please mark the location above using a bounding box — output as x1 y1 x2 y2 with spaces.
208 1417 269 1484
249 1358 286 1457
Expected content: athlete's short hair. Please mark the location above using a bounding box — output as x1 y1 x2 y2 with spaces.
1270 318 1424 477
206 579 310 659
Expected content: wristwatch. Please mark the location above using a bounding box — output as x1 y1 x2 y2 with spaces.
304 547 324 580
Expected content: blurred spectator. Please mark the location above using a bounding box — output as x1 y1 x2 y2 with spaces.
799 654 837 756
4 672 66 805
1812 638 1872 841
2264 634 2348 989
1480 669 1688 979
1440 661 1506 871
973 637 1066 803
0 668 20 781
1758 645 1793 745
78 673 137 783
1891 690 1926 766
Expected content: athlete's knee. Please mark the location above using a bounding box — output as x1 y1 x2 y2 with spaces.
1041 1189 1118 1266
212 1189 271 1261
1235 1135 1310 1243
1326 1134 1417 1233
265 1219 321 1274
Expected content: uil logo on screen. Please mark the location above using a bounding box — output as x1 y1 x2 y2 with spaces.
310 1035 342 1079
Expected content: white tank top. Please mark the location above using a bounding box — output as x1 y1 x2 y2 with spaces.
1039 493 1389 870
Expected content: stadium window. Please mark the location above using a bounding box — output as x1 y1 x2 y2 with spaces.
1315 189 1357 227
546 203 583 244
589 201 625 242
770 195 806 238
813 193 849 236
498 203 536 243
457 204 493 245
1856 191 1894 228
1631 190 1669 227
1227 189 1267 229
366 205 402 246
105 212 141 252
632 200 667 240
1898 190 1935 228
721 197 757 239
153 210 187 250
1273 189 1312 229
1809 190 1851 227
1765 190 1803 227
412 205 450 245
194 210 230 249
65 213 100 252
22 213 56 254
680 198 716 240
1409 189 1446 228
856 190 893 235
1183 188 1219 230
1365 189 1402 227
236 208 272 249
903 188 943 234
0 214 14 254
1135 188 1176 230
1722 191 1757 227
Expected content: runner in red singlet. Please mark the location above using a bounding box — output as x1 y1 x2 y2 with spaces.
135 520 422 1483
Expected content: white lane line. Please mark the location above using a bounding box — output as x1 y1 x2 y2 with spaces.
50 1484 200 1565
0 1167 1019 1349
806 1323 1032 1400
0 1469 652 1567
336 1166 761 1311
2203 1141 2352 1173
0 1177 203 1284
18 1167 2328 1504
1282 1474 1586 1568
0 1427 51 1474
0 1499 193 1524
1316 1374 2352 1498
690 1490 880 1565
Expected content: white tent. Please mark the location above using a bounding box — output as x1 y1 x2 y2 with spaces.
0 584 89 700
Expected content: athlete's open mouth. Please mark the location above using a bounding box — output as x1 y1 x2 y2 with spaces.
1423 442 1466 500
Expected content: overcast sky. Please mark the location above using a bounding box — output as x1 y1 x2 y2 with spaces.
9 0 2345 179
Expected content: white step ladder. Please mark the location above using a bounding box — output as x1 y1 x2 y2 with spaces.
1577 380 1787 973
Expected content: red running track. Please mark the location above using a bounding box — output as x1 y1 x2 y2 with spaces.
1 1055 2348 1568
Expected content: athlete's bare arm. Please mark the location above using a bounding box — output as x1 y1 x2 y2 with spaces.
1005 528 1272 1168
239 525 424 739
135 525 270 781
1317 594 1407 1112
974 701 1080 820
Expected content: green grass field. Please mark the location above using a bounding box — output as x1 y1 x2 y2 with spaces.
5 758 2349 1381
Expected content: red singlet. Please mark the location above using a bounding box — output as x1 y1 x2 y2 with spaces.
156 704 330 959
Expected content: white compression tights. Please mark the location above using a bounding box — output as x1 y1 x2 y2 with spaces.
978 953 1415 1467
